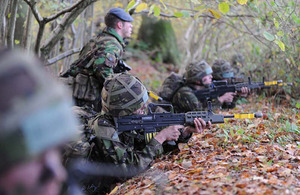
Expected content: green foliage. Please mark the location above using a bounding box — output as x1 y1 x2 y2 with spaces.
137 15 181 66
263 31 275 41
296 102 300 109
134 41 150 51
219 2 230 14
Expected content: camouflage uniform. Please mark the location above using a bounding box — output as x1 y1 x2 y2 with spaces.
212 59 239 109
70 8 133 112
172 60 222 112
71 27 126 112
84 73 191 194
231 54 245 81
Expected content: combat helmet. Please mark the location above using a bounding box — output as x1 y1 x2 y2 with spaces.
101 73 148 117
184 60 213 84
212 59 234 80
0 48 78 173
231 54 245 74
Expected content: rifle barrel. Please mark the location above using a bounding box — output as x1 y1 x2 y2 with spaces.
224 113 263 119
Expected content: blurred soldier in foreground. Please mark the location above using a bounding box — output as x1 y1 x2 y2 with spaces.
212 59 249 109
76 73 210 194
0 48 78 195
64 8 134 112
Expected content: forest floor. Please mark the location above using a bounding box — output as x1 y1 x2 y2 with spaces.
109 58 300 195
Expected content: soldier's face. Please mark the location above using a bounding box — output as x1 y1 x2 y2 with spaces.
0 149 66 195
202 74 213 85
121 22 133 38
133 103 147 115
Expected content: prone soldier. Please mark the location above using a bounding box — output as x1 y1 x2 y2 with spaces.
231 53 245 81
170 60 240 112
78 73 211 194
212 59 249 109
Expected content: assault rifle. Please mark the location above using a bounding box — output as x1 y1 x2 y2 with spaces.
113 59 132 73
194 77 293 102
114 102 262 143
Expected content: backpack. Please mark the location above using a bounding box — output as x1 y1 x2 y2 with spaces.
67 32 124 108
158 72 185 102
68 33 123 76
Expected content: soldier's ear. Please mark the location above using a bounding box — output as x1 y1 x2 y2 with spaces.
116 21 123 29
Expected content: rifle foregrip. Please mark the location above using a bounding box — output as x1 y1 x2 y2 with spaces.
185 112 225 124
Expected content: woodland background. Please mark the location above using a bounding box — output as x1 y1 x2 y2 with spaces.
0 0 300 194
0 0 299 101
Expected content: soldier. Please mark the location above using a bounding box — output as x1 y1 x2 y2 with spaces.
212 59 249 109
231 53 245 81
67 8 134 112
0 48 78 195
171 60 237 112
82 73 211 194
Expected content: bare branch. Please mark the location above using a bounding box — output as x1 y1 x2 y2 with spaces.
40 0 98 59
137 9 254 19
45 0 88 22
47 47 81 65
239 17 272 50
23 0 43 23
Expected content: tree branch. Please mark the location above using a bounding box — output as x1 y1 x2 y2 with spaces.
40 0 98 59
138 9 254 19
47 47 81 65
239 17 272 50
23 0 43 23
45 0 88 22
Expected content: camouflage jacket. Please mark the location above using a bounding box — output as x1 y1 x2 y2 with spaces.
172 84 222 113
88 114 164 170
83 113 193 193
70 27 125 82
92 27 125 81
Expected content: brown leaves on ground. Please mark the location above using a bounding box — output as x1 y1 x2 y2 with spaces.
110 96 300 195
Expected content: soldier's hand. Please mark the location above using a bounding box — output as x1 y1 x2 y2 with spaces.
239 87 249 97
183 118 211 136
155 125 182 144
218 92 235 103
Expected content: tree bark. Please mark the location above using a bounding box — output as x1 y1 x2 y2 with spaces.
22 4 33 51
7 0 19 48
14 1 28 48
84 4 94 43
0 0 9 45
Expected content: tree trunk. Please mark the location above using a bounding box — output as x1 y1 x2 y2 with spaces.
14 1 28 48
7 0 18 48
22 4 33 51
0 0 9 45
84 4 94 43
